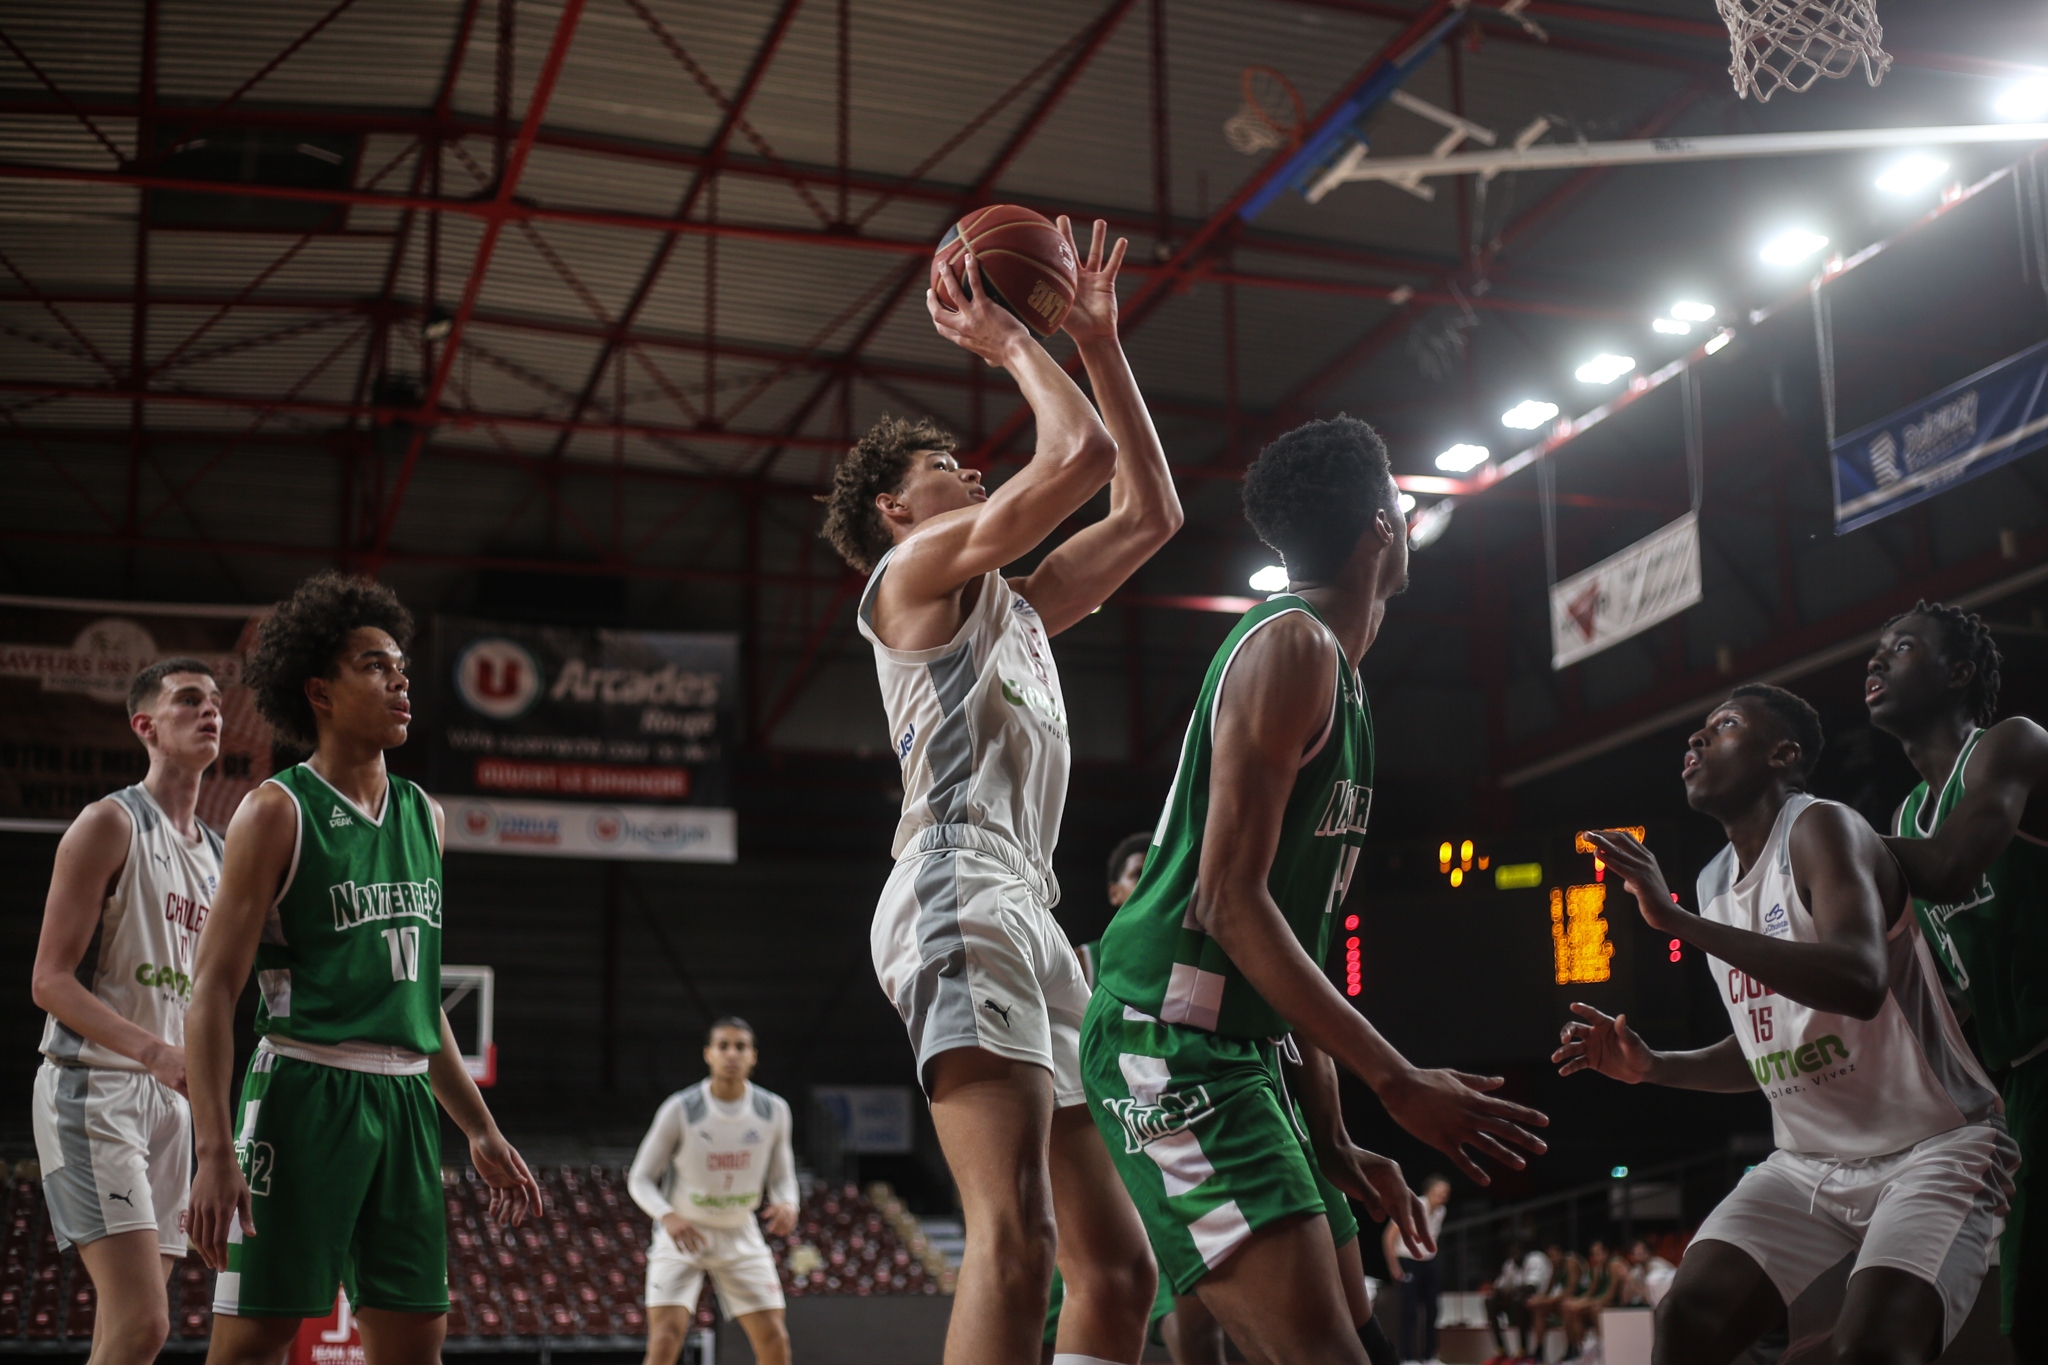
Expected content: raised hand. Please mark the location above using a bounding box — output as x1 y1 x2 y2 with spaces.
1553 1001 1655 1084
1378 1066 1549 1186
1584 830 1682 931
1057 215 1127 345
928 248 1032 367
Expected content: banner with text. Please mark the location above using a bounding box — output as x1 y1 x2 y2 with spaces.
431 618 736 862
0 598 273 828
1550 513 1702 670
1833 337 2048 534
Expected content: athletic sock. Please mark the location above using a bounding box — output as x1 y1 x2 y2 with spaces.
1050 1355 1127 1365
1358 1316 1401 1365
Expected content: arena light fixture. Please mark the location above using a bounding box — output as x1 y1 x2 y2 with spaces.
1574 353 1636 385
1670 301 1716 322
1502 399 1560 430
1248 564 1289 593
1434 443 1490 473
1759 228 1829 266
1611 1165 1630 1179
1995 76 2048 121
1705 331 1733 355
1398 492 1417 514
1652 318 1691 335
1874 154 1949 195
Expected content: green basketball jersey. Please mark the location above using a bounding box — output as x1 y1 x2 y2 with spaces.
1900 727 2048 1072
255 765 444 1056
1098 595 1373 1039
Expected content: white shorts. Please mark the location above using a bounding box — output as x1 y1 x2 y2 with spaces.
31 1059 190 1256
1693 1121 2017 1347
646 1218 785 1318
872 831 1087 1107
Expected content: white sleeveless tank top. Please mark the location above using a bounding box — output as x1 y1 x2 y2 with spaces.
40 784 223 1070
1698 792 2000 1159
856 551 1069 903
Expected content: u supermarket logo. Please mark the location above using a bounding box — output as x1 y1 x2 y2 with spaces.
456 638 542 720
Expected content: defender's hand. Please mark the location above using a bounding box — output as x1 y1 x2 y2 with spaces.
928 249 1033 367
1057 216 1127 345
1584 831 1682 933
1553 1002 1655 1084
763 1202 798 1238
1320 1142 1428 1255
143 1040 188 1097
471 1128 544 1227
662 1212 709 1254
188 1150 253 1271
1377 1066 1549 1186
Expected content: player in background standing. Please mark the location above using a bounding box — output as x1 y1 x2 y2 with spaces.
823 219 1180 1365
1083 416 1549 1365
1864 601 2048 1357
185 572 542 1365
629 1017 798 1365
1382 1174 1449 1365
30 660 225 1365
1556 684 2016 1365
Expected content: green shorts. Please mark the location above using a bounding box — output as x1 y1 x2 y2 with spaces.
2002 1054 2048 1344
1080 990 1358 1297
213 1049 448 1318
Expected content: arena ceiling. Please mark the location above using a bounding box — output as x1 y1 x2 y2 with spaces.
2 0 2046 804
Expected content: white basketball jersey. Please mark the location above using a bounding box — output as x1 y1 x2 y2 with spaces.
626 1081 797 1232
1698 793 2000 1159
41 784 222 1071
856 552 1069 900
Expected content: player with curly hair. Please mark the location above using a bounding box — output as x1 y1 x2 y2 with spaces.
824 220 1181 1365
185 571 542 1365
1866 601 2048 1354
1083 415 1547 1364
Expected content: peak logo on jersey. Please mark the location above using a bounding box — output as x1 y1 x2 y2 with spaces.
1314 780 1373 839
1748 1033 1850 1086
328 878 444 932
1100 1084 1215 1156
457 636 544 719
328 804 353 828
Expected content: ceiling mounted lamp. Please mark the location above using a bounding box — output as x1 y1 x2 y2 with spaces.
1575 354 1636 385
1502 399 1560 430
1760 228 1829 265
1874 154 1949 195
1670 301 1716 322
1994 76 2048 121
1434 443 1490 473
1652 318 1691 335
1249 564 1289 592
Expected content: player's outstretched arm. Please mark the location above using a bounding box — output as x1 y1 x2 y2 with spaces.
1883 716 2048 902
1194 615 1548 1185
1286 1039 1427 1252
429 1009 543 1226
883 253 1116 604
1552 1002 1755 1092
32 800 187 1091
1586 820 1891 1020
1007 218 1183 636
186 783 298 1270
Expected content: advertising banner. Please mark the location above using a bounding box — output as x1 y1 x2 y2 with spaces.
0 597 272 829
1550 513 1703 670
812 1086 915 1154
432 618 737 862
1832 337 2048 534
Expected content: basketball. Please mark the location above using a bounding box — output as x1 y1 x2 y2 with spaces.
931 204 1078 336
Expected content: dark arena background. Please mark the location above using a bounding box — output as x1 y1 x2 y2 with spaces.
1 0 2046 1362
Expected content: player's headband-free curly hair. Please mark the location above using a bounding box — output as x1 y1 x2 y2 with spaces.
1241 415 1398 584
1880 599 2003 727
243 571 416 750
1728 683 1825 788
818 415 958 574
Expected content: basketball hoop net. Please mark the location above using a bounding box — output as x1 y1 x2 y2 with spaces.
1717 0 1891 102
1224 65 1305 155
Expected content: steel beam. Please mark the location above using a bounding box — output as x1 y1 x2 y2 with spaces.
363 0 587 571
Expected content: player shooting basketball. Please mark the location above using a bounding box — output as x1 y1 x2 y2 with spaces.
821 218 1181 1365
